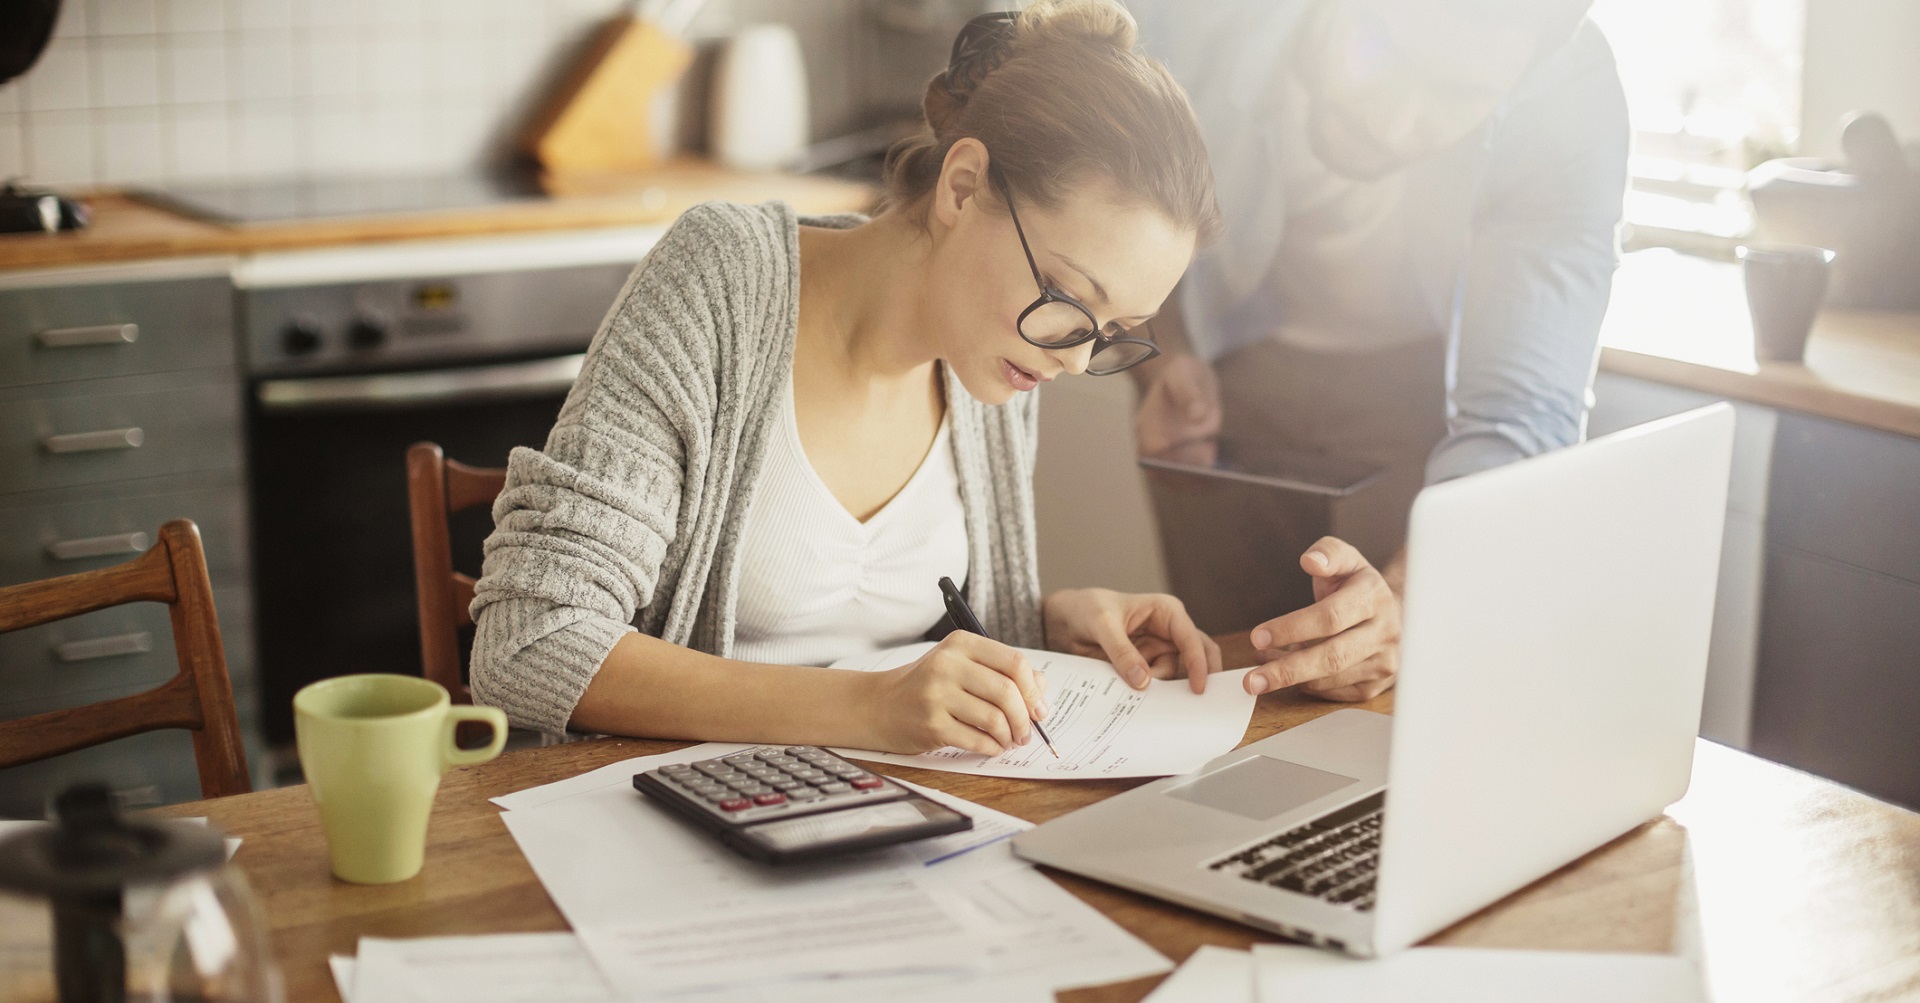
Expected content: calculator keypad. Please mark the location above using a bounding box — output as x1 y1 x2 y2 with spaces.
647 747 906 823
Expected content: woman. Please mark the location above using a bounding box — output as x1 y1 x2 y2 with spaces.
470 1 1224 756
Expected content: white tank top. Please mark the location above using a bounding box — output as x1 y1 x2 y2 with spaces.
731 375 969 667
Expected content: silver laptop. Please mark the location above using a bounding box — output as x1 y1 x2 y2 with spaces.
1013 404 1735 957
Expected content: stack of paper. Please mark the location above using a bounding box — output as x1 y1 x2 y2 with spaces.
1139 944 1707 1003
337 742 1171 1002
827 643 1259 779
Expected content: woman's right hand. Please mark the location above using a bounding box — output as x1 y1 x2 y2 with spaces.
1135 352 1222 464
859 633 1049 756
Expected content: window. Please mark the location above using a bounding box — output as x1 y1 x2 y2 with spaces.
1591 0 1807 240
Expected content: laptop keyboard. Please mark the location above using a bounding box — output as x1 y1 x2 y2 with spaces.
1206 792 1384 910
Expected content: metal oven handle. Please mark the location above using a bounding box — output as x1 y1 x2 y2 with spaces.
38 323 140 348
44 427 144 453
55 632 154 663
255 353 586 411
48 531 151 561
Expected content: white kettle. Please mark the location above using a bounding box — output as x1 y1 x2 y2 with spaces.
710 24 811 171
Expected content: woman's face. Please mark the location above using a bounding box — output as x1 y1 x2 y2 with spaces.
926 151 1196 406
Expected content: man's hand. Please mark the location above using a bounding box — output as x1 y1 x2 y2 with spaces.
1135 353 1222 465
1244 537 1401 702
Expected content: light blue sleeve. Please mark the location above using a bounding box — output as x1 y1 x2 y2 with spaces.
1428 24 1630 484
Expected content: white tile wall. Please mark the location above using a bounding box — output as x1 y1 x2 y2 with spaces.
0 0 643 188
0 0 890 190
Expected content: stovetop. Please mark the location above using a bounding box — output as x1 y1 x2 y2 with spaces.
132 168 548 225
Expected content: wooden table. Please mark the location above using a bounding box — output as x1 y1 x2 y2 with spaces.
150 637 1920 1002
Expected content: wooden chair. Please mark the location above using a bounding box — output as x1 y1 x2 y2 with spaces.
406 442 507 704
0 519 251 799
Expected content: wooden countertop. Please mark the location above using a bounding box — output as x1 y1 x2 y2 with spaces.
0 160 877 272
1598 249 1920 440
10 192 1916 442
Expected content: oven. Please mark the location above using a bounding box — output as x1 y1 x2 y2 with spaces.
236 231 660 746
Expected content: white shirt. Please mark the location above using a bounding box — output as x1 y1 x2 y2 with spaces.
731 376 969 667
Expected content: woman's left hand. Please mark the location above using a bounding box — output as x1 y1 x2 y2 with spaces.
1043 588 1222 692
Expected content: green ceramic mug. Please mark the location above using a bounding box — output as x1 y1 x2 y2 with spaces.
293 674 507 884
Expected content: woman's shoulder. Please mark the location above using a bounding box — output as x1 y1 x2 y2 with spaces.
605 200 802 341
582 201 804 397
647 200 799 280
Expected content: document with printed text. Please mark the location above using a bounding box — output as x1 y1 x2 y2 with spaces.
827 642 1258 778
489 742 1168 999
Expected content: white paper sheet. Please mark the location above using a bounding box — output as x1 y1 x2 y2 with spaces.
350 933 616 1003
1251 945 1708 1002
576 879 984 993
330 954 356 1003
1142 946 1255 1003
573 861 1171 998
495 743 1168 998
826 642 1257 778
494 744 1030 900
334 942 1057 1003
932 864 1173 992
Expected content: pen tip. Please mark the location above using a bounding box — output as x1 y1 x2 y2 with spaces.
1046 740 1060 758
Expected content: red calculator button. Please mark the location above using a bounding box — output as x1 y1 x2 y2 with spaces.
752 792 787 806
718 798 751 812
849 776 884 790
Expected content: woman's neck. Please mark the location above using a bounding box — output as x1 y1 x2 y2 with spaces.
796 212 942 386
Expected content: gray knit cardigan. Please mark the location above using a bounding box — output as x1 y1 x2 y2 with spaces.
469 200 1046 734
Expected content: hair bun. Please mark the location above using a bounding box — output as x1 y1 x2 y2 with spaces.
1017 0 1139 53
944 11 1018 103
922 72 965 133
942 2 1139 107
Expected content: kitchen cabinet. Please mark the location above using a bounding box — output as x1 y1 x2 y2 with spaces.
0 262 261 816
1595 371 1920 810
1755 412 1920 810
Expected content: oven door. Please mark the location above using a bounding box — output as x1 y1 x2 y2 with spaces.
248 353 581 745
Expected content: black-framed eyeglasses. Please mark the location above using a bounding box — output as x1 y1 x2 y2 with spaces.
992 169 1161 377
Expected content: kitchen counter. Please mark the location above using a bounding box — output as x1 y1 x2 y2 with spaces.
12 189 1916 442
1598 249 1920 440
0 160 876 273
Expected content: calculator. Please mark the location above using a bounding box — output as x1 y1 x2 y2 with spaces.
632 746 972 864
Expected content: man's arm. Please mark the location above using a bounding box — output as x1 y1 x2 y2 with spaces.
1132 284 1226 463
1428 22 1631 484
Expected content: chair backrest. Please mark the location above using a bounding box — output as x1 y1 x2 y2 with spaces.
406 442 507 704
0 520 251 800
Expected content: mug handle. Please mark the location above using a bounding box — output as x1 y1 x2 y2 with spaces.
442 706 509 768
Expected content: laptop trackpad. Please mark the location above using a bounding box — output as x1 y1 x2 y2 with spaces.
1164 756 1358 821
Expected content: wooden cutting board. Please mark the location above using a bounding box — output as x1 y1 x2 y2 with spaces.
525 18 694 174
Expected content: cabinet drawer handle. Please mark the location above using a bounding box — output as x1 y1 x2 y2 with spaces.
43 427 145 454
38 323 139 348
55 632 153 663
47 531 151 561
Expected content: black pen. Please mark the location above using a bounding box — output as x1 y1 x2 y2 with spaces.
938 576 1059 758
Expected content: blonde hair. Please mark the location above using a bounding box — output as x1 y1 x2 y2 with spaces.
881 0 1221 245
